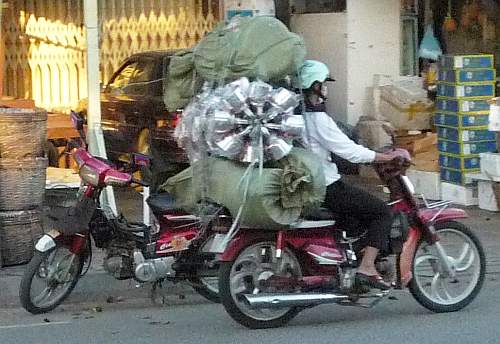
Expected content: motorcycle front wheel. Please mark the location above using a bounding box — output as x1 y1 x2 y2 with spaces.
20 247 84 314
409 221 486 313
219 241 302 329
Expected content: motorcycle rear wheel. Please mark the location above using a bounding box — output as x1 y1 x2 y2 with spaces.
219 241 302 329
409 221 485 313
20 248 84 314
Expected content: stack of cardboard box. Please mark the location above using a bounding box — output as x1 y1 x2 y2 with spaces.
435 54 496 183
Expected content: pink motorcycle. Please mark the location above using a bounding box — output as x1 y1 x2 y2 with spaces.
217 156 486 329
20 112 225 314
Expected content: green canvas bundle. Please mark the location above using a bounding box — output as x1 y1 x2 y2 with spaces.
164 16 306 110
160 148 325 229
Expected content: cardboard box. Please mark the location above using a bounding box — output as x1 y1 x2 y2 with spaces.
441 167 479 185
434 112 490 129
414 150 439 172
441 182 478 206
438 69 496 83
489 97 500 132
407 169 441 200
436 98 490 113
439 153 481 170
478 180 499 212
437 83 495 99
438 139 497 155
437 126 495 142
439 54 495 70
395 132 437 156
480 152 500 178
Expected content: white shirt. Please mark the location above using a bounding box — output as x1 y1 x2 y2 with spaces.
302 112 376 185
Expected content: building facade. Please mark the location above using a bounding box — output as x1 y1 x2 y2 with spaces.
1 0 219 112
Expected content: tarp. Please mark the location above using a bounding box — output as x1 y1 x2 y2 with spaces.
160 148 325 229
164 16 306 110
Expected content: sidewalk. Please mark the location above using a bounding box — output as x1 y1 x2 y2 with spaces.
1 179 500 309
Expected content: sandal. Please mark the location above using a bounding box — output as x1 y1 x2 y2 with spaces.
355 272 391 290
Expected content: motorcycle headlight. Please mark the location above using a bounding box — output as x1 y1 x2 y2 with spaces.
79 164 100 186
401 175 415 195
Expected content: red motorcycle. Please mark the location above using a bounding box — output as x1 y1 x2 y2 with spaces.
217 156 486 329
20 112 226 314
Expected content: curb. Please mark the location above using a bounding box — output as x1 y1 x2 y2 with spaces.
0 267 200 309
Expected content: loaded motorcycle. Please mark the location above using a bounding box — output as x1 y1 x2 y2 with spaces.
20 112 226 314
217 155 486 329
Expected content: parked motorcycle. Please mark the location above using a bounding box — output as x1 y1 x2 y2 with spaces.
20 112 226 314
217 155 486 329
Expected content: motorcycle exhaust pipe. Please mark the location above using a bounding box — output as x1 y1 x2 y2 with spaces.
243 293 351 309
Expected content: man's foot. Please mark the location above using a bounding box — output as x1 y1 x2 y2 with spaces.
355 272 391 290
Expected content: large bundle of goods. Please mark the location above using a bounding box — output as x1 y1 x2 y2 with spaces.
0 108 47 267
161 16 325 229
435 54 497 186
162 78 326 228
164 16 306 110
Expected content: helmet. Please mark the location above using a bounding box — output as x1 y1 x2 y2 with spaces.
299 60 333 89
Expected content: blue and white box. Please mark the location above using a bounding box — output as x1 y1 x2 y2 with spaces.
439 54 494 70
436 98 490 113
434 112 490 128
437 83 495 98
439 153 481 170
437 126 496 142
438 69 496 83
438 140 497 155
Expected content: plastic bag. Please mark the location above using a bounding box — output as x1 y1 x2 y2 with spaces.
418 25 442 61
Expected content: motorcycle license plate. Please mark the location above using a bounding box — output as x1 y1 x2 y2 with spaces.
208 234 228 254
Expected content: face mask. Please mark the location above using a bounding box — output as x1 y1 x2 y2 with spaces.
321 84 328 98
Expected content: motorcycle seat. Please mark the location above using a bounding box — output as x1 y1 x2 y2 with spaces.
146 193 181 214
302 207 336 221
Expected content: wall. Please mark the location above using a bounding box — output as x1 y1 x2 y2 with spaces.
346 0 401 124
290 12 348 123
1 0 218 112
291 0 401 125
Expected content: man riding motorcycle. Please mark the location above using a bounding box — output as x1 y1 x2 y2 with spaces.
299 60 409 290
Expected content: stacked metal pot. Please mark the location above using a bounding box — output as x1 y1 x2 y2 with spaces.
0 108 47 267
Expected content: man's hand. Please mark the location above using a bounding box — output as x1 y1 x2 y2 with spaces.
375 148 411 162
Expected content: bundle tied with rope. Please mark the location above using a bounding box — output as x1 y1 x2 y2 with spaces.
160 16 326 230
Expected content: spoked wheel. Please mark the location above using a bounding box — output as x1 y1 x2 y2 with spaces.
20 247 84 314
189 235 220 303
219 241 302 329
409 221 485 312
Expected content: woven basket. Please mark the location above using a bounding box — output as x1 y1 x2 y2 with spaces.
0 209 43 267
0 108 47 159
0 157 48 211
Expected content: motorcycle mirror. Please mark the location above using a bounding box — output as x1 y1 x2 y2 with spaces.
70 111 86 131
132 153 151 167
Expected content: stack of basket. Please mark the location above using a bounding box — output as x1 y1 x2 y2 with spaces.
0 108 48 267
435 54 497 188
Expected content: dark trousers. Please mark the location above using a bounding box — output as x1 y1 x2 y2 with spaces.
323 180 392 251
